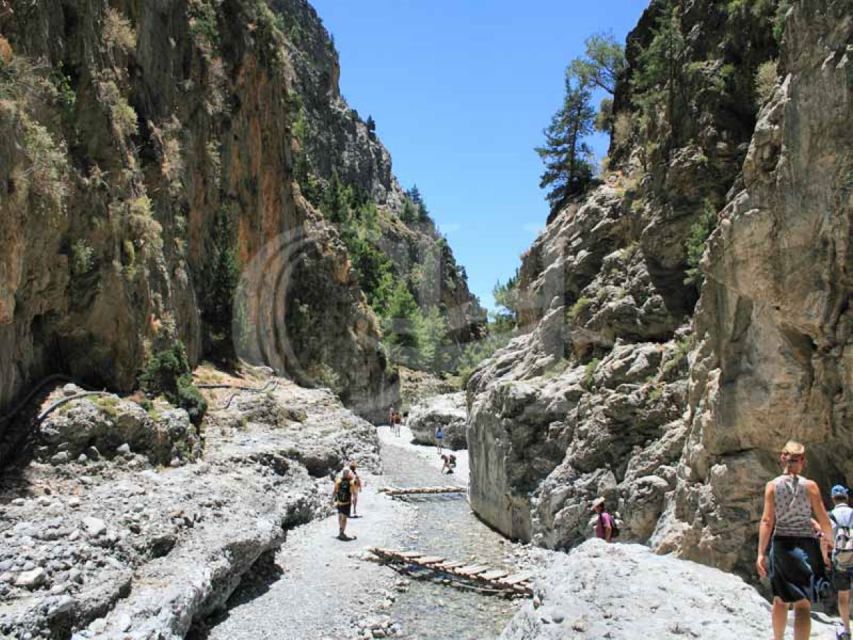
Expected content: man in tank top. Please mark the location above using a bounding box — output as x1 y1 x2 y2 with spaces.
757 440 834 640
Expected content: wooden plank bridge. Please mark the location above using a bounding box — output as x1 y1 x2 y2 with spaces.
379 486 467 497
367 547 534 597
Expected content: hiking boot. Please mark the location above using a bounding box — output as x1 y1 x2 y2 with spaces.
836 626 851 640
337 533 353 541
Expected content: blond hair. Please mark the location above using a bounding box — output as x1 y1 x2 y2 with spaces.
781 440 805 456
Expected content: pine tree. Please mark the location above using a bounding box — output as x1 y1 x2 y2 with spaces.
536 73 595 211
569 32 626 94
203 204 241 361
366 115 376 137
631 5 687 134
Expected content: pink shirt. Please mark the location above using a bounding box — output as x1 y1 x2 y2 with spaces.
595 512 614 539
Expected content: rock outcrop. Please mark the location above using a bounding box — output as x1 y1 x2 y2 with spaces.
499 540 833 640
654 0 852 574
0 370 380 639
467 0 851 578
407 392 467 450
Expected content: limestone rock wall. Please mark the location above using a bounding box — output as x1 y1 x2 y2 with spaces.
468 0 851 581
466 0 844 568
0 0 479 440
654 0 852 575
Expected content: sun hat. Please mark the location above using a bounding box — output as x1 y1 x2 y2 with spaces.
781 441 805 456
831 485 849 498
591 497 606 510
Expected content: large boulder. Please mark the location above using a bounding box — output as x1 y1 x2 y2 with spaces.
37 393 200 466
407 392 467 450
500 540 833 640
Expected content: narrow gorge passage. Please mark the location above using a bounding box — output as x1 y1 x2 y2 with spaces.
197 426 528 640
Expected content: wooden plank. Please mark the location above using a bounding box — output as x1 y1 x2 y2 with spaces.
478 569 509 581
432 560 466 570
456 565 490 577
397 551 423 559
382 486 466 496
500 572 534 585
417 556 446 565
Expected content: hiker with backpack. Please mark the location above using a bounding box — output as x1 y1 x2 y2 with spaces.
756 441 834 640
592 497 618 542
441 453 457 474
830 485 853 640
332 467 358 541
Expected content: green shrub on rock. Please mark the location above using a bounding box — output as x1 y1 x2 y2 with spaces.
140 342 207 425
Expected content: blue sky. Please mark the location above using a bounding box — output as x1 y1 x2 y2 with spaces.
310 1 649 311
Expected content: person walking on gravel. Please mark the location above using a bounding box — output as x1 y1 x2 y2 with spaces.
435 425 445 454
830 485 853 640
349 461 363 518
757 441 833 640
332 467 357 541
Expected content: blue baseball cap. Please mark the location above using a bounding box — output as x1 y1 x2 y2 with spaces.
831 485 849 498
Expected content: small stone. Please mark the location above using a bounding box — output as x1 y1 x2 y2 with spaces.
50 452 70 465
62 384 79 397
77 454 88 464
82 517 106 537
12 498 25 507
0 572 14 583
89 619 107 633
84 447 100 461
15 567 47 589
116 443 131 456
68 498 81 509
67 530 80 542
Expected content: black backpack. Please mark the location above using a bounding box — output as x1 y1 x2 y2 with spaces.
335 478 351 505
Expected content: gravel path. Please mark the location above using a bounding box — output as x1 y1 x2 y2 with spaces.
198 472 413 640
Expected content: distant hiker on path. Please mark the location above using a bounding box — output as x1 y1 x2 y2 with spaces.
393 410 402 437
830 484 853 640
757 441 833 640
332 467 357 541
349 461 363 518
389 407 401 436
592 497 615 542
441 453 456 474
435 425 445 454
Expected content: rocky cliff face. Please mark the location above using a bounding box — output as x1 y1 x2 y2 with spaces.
0 0 480 439
654 0 852 573
467 0 850 577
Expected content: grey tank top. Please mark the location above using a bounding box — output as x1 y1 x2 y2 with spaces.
773 474 814 538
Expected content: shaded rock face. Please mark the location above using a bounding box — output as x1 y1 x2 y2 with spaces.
499 540 834 640
407 392 467 450
466 0 835 561
654 0 853 575
0 0 410 431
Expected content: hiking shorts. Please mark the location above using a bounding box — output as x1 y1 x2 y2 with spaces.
337 503 351 517
769 536 827 603
833 565 853 591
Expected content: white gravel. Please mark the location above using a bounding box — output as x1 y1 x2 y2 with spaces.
377 425 470 482
202 472 414 640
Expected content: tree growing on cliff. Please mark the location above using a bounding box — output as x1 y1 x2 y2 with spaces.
631 5 687 143
202 204 240 362
536 73 595 211
569 32 625 95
